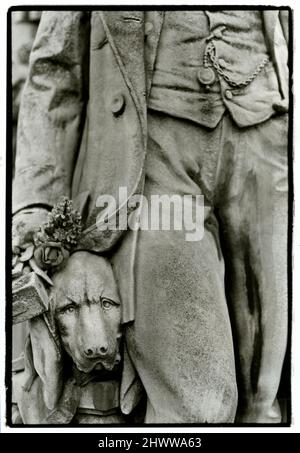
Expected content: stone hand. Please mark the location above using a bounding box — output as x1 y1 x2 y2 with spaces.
12 207 50 253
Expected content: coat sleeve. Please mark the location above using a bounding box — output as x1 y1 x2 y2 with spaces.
13 12 90 214
279 9 289 46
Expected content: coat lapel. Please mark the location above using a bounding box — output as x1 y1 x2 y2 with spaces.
145 11 165 98
100 10 165 123
100 10 146 133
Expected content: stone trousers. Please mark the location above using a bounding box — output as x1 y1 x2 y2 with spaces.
115 110 288 423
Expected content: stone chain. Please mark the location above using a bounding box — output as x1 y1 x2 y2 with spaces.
204 41 270 89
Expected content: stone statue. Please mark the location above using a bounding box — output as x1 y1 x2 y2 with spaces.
12 10 289 423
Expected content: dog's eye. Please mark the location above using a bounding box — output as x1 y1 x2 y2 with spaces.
63 304 76 314
102 299 114 310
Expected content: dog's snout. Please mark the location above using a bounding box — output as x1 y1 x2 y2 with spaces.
83 344 108 358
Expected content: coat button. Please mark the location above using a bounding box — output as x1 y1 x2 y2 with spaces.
111 93 125 116
225 89 233 100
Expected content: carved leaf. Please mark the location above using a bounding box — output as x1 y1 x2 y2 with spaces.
19 244 34 262
29 258 53 286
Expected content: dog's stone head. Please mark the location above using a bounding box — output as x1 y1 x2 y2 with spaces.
50 251 122 374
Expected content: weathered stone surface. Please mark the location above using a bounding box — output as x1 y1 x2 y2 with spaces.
13 272 49 324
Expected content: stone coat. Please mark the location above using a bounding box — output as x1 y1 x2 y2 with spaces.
14 10 289 253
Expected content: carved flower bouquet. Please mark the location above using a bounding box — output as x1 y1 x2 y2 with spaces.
12 197 82 324
12 197 82 286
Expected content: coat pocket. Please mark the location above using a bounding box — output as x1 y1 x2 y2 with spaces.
90 12 108 50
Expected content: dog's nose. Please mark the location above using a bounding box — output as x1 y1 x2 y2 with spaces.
83 345 108 358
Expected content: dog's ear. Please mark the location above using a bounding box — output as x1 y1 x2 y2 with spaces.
26 313 64 410
120 341 145 415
